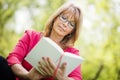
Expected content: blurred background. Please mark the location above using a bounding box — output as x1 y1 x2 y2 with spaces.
0 0 120 80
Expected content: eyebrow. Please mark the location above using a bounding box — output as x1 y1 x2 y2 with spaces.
66 14 75 21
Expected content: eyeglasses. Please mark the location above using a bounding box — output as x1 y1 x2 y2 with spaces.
59 14 76 29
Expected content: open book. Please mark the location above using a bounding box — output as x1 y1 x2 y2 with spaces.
25 37 84 76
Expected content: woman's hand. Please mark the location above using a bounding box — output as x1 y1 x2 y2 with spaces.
38 57 67 80
27 68 43 80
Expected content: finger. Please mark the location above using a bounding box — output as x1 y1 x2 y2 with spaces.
60 62 67 73
38 66 45 76
43 57 54 75
41 57 51 75
38 61 47 76
40 57 54 76
39 61 48 76
47 57 56 70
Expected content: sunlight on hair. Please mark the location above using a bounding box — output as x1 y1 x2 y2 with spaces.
65 0 84 10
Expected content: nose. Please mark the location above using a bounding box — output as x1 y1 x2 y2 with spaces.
63 21 69 28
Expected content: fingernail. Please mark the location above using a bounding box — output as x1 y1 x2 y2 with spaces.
42 57 44 59
47 57 49 60
64 62 67 65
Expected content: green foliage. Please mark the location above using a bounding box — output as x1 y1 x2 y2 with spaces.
0 0 66 57
0 30 20 57
0 0 120 80
75 0 120 80
32 0 66 31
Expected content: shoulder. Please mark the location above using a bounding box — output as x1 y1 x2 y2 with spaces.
25 29 42 36
24 30 43 39
64 47 80 56
22 30 43 46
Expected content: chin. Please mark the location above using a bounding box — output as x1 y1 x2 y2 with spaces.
56 30 65 36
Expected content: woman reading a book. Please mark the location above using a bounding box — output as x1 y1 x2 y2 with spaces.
3 2 83 80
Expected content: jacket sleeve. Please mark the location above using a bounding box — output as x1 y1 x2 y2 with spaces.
7 30 33 66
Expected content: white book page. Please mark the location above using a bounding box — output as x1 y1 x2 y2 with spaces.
25 37 84 76
60 52 84 76
25 37 64 72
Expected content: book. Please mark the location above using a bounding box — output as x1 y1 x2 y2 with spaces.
25 37 84 76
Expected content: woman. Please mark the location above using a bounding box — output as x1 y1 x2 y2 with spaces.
6 3 83 80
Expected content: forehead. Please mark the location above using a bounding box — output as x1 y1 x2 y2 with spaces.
62 13 75 21
61 8 76 20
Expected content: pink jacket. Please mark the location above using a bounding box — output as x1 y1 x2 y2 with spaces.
7 30 82 80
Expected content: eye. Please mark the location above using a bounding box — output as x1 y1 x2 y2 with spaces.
61 15 67 21
69 22 75 28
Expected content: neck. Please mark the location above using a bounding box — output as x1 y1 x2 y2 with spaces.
50 34 63 44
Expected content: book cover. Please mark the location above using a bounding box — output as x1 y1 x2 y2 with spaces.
25 37 84 76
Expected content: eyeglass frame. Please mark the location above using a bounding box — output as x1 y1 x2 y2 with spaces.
58 14 76 29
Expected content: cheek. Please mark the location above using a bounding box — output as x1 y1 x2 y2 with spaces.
66 29 73 34
53 22 58 30
53 20 59 27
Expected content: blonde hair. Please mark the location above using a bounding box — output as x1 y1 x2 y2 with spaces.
44 3 83 48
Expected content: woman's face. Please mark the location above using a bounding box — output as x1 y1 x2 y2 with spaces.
52 11 75 37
